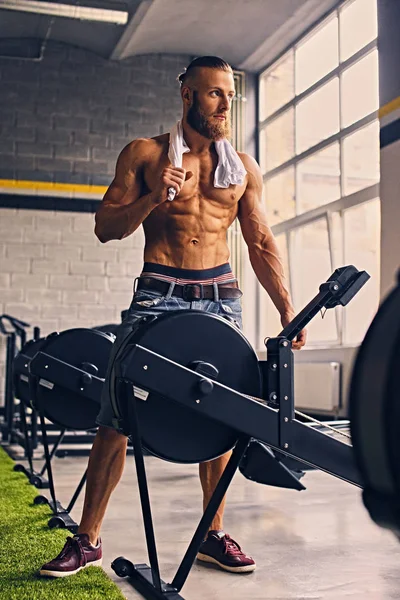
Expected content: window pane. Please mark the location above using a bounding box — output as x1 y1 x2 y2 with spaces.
343 199 380 344
295 16 339 95
259 51 294 121
342 121 380 195
264 168 295 226
258 234 289 348
260 109 294 173
296 143 340 214
296 78 339 154
340 0 378 62
341 50 379 128
290 219 338 343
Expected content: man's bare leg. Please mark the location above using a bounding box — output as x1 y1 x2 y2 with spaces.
199 450 232 531
78 425 128 544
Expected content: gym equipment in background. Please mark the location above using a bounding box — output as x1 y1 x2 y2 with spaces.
350 270 400 539
28 327 115 531
11 322 119 489
0 315 41 463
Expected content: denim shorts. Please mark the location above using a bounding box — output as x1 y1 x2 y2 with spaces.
96 283 243 432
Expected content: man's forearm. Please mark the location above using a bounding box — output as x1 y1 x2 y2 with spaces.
248 240 294 316
95 190 157 243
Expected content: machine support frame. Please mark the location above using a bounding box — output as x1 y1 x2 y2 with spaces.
265 337 295 450
26 375 85 532
115 379 251 599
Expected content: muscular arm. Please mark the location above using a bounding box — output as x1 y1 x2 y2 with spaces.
238 154 306 348
238 154 293 316
94 139 158 243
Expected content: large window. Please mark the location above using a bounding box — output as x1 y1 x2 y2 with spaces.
258 0 379 348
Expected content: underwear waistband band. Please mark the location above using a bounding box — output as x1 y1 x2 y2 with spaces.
141 262 235 285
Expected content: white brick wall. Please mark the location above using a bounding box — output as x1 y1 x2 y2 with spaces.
32 259 69 273
0 207 145 406
0 258 31 273
0 208 144 406
0 208 145 327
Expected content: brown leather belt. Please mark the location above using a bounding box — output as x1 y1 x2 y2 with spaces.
137 277 243 300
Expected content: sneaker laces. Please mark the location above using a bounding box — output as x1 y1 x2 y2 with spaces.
222 534 244 556
57 536 86 565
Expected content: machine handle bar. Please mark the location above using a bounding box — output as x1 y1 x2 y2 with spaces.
0 314 31 334
277 265 370 343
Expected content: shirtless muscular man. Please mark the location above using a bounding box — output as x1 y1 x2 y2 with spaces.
39 55 306 579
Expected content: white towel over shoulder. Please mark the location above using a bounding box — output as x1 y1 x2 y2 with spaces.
168 121 247 188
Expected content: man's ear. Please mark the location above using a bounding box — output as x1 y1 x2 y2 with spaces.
181 86 192 105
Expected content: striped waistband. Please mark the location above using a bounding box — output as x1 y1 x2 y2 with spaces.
140 262 236 285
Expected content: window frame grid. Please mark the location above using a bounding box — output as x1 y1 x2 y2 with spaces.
264 108 377 183
259 39 377 133
271 182 379 236
260 41 378 183
257 0 379 349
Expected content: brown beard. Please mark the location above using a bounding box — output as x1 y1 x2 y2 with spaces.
187 92 231 141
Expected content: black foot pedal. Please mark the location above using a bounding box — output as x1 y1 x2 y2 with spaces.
274 450 316 473
239 440 306 491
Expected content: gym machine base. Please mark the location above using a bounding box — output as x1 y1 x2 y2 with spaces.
106 266 368 600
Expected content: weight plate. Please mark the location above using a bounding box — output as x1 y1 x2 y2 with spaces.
32 328 114 430
111 310 262 463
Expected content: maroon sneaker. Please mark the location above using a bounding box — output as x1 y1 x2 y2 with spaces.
197 530 256 573
39 534 102 577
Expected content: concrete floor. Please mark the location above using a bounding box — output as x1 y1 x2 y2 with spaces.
10 448 400 600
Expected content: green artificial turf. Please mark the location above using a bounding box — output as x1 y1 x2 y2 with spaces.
0 446 125 600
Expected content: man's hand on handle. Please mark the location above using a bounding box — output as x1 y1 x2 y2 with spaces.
280 310 307 350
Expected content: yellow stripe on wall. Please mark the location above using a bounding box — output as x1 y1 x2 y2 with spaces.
379 96 400 119
0 179 107 195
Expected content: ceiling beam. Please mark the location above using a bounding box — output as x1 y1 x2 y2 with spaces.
110 0 155 60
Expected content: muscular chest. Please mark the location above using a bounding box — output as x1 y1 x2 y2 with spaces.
145 152 243 208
